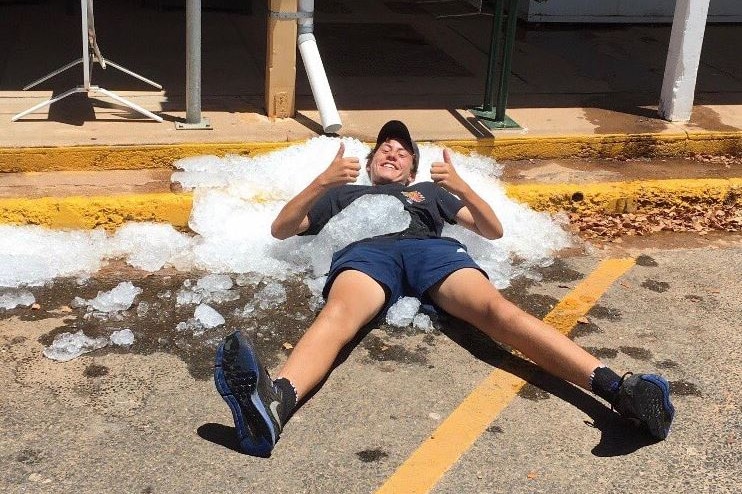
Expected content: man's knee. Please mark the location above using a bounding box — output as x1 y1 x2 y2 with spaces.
475 290 523 330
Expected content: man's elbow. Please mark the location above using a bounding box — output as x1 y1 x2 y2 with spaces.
484 226 503 240
270 223 290 240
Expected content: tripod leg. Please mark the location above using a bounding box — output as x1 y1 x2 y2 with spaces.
12 87 84 121
94 87 163 122
101 59 163 90
23 59 84 90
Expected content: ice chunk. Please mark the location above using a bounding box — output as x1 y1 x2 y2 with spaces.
110 328 135 346
254 282 287 310
43 330 109 362
235 302 256 318
0 290 35 310
176 275 239 307
194 304 225 329
196 274 233 291
386 297 421 327
235 273 263 287
176 287 203 306
74 282 143 312
308 195 410 276
206 289 240 304
412 313 434 332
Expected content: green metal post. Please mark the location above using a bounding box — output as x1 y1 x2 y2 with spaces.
495 0 519 122
482 0 504 112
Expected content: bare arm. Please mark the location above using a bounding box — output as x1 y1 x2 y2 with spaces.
271 142 361 240
430 148 503 240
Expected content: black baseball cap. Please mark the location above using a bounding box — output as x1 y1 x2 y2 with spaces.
375 120 419 168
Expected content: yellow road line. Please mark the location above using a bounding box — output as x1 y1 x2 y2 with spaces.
375 257 636 494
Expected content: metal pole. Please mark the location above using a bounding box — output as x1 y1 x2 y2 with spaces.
81 0 90 89
482 0 504 112
179 0 211 129
495 0 518 122
186 0 201 122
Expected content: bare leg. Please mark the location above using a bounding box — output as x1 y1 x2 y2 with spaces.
429 268 600 389
277 269 386 399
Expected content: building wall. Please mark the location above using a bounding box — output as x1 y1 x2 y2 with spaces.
517 0 740 23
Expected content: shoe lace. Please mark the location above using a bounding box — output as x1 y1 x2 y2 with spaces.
610 372 633 412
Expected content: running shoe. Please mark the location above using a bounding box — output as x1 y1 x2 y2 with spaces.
614 373 675 440
214 331 286 457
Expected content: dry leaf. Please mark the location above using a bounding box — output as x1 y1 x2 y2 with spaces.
527 471 539 480
282 342 294 350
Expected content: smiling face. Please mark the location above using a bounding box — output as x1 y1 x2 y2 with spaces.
366 139 417 186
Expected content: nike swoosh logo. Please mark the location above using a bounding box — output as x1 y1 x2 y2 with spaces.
456 248 466 253
269 401 282 426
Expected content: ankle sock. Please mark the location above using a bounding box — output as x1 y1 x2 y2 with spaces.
273 377 298 424
590 365 622 405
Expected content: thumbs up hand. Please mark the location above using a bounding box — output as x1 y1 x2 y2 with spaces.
318 142 361 188
430 148 469 196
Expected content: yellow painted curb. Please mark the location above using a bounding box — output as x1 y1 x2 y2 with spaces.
442 131 742 161
2 131 741 173
0 142 293 173
1 178 739 230
0 193 193 230
505 177 742 214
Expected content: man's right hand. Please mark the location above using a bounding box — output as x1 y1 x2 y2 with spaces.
316 142 360 188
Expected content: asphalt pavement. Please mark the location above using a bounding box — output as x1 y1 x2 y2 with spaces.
0 231 739 493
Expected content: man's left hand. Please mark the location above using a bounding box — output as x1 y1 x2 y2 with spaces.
431 149 470 196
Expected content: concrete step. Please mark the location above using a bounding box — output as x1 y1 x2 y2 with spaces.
1 157 740 230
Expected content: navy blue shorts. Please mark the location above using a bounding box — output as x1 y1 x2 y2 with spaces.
323 237 487 315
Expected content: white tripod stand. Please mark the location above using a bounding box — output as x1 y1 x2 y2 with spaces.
12 0 163 122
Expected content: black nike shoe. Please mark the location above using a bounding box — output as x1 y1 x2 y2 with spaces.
214 331 286 457
614 373 675 440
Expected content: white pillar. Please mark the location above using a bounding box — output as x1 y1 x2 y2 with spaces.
658 0 711 122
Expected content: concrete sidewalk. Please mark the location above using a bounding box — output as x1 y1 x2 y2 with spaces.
1 2 741 161
1 1 741 229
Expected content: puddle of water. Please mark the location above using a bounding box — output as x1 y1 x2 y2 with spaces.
670 379 702 397
619 346 653 361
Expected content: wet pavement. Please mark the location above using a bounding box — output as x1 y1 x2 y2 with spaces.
0 231 739 493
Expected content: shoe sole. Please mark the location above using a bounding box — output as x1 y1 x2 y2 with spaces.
214 334 278 457
637 374 675 440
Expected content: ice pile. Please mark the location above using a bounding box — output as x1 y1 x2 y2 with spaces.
73 282 142 312
109 223 193 271
4 135 575 334
0 289 35 310
0 226 107 288
173 136 574 290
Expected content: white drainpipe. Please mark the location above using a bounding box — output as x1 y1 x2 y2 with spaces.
297 0 342 133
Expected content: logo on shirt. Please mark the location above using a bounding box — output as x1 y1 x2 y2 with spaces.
401 191 426 204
